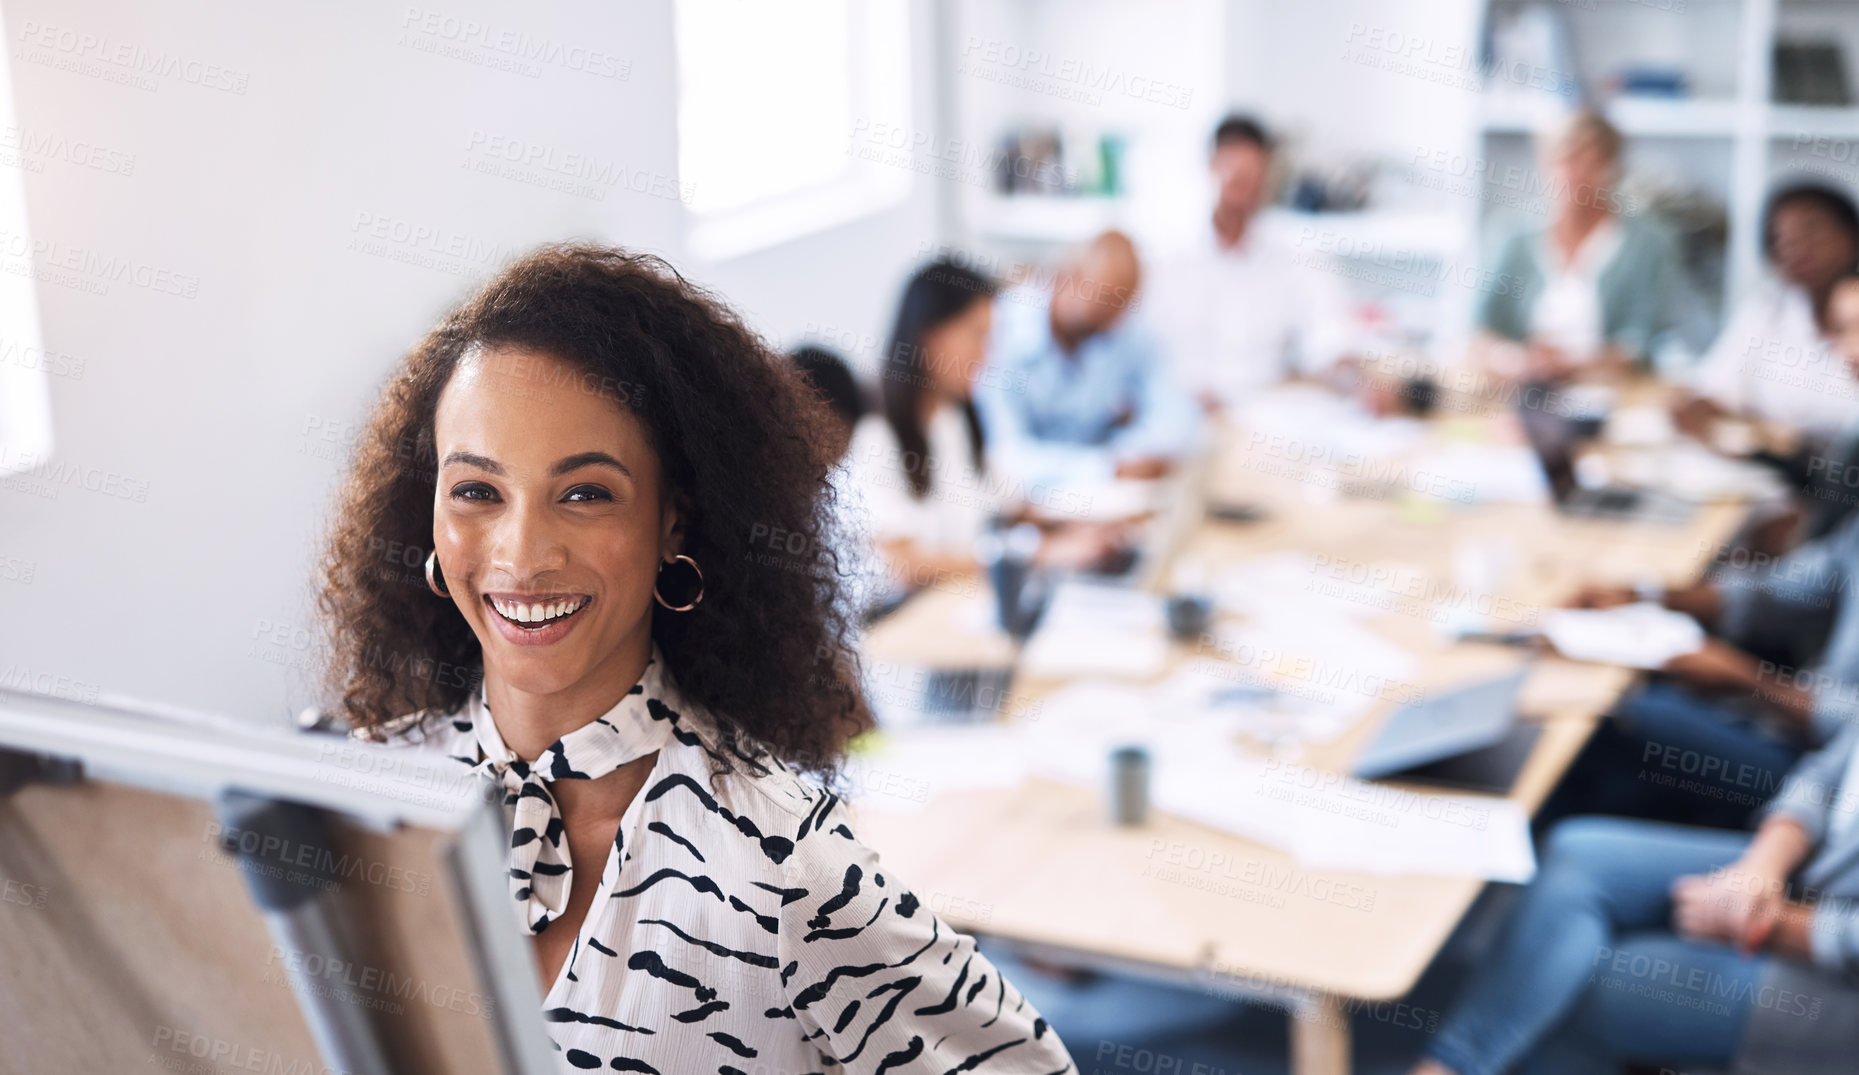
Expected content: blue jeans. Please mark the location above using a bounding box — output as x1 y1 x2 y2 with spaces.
1426 817 1766 1075
1541 681 1804 831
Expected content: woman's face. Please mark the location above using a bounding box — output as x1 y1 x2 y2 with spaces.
1543 134 1616 210
1771 200 1858 292
923 296 993 399
431 346 677 697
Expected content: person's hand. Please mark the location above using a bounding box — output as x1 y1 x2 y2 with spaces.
1662 638 1761 693
1670 393 1719 439
1671 863 1786 952
1522 341 1577 382
1356 375 1402 417
1568 584 1636 609
1114 457 1172 481
1746 507 1804 560
1035 521 1133 571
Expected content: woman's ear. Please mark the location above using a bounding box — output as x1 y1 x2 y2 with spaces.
658 490 690 559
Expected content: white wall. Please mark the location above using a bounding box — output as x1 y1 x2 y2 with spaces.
0 0 940 726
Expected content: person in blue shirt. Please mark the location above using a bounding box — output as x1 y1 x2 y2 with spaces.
974 230 1201 495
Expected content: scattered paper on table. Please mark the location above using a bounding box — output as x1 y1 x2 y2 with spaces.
843 725 1030 813
1157 755 1537 883
1541 602 1704 670
1020 580 1169 679
1020 681 1536 882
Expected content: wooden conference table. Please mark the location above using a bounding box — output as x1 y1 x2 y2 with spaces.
854 390 1750 1075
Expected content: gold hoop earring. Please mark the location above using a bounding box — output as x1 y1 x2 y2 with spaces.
425 550 450 598
653 554 703 611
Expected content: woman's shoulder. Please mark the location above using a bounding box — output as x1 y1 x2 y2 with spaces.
655 732 838 831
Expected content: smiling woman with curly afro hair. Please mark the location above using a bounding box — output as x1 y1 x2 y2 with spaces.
313 242 1072 1073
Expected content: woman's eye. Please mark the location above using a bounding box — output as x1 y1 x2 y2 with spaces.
450 482 497 502
563 485 613 503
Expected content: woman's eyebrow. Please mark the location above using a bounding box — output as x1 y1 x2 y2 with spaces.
441 450 503 473
551 451 632 478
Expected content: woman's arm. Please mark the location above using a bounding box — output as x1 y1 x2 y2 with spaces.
778 803 1074 1073
1671 815 1814 952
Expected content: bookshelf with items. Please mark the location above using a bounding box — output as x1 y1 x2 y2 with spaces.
1477 0 1859 362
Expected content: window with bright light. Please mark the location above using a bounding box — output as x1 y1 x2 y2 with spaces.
0 15 52 474
675 0 910 259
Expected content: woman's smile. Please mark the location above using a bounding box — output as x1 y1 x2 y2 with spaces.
482 590 594 646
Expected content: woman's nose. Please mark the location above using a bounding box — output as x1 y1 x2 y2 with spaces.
488 501 569 578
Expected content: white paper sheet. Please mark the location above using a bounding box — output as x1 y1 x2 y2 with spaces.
1019 580 1170 679
1021 680 1537 882
842 725 1031 813
1541 602 1705 669
1157 755 1537 883
1403 444 1552 505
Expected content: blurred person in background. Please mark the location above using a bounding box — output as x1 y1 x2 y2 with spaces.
1545 510 1859 832
843 259 999 600
788 344 867 465
842 259 1134 610
1721 269 1859 559
976 230 1200 491
1147 114 1359 411
1674 183 1859 447
1792 271 1859 543
1471 107 1678 384
1413 725 1859 1075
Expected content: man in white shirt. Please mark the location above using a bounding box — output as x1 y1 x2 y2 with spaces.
1147 115 1358 411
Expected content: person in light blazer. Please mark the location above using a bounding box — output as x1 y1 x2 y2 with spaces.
1414 724 1859 1074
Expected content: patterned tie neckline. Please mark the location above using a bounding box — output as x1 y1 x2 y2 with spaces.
466 650 681 934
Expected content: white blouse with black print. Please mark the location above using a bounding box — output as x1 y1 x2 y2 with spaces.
369 649 1074 1075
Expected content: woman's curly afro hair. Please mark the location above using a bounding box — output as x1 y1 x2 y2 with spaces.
318 242 867 776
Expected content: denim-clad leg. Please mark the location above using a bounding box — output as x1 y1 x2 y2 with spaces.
1517 932 1763 1075
1424 816 1757 1075
1540 681 1804 831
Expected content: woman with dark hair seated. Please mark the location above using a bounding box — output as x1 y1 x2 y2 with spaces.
318 244 1073 1072
843 258 1129 605
844 257 1005 595
1677 182 1859 446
